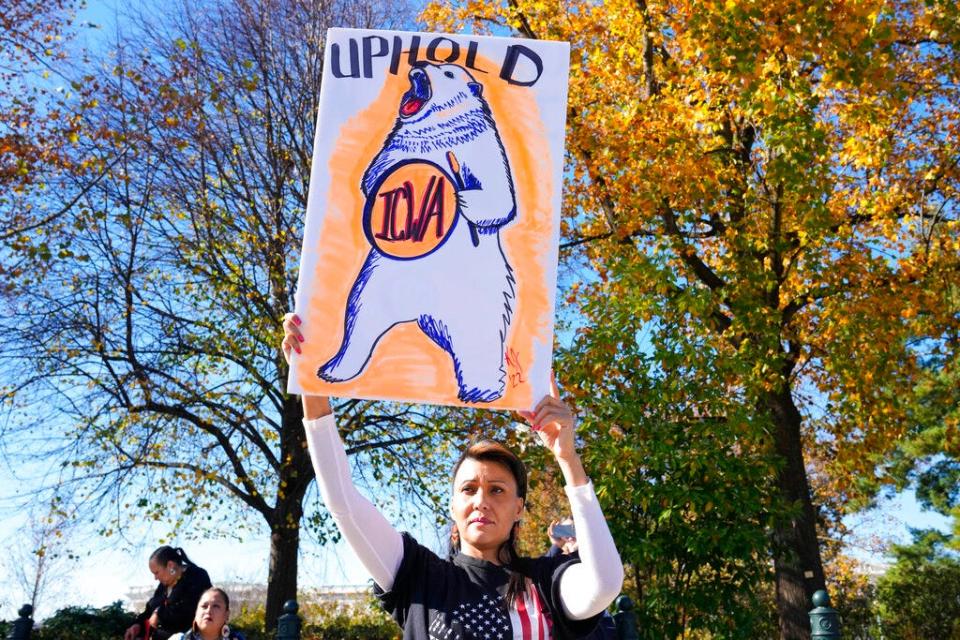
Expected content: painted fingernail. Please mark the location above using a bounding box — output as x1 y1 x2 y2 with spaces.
293 315 302 325
295 346 301 354
297 335 304 342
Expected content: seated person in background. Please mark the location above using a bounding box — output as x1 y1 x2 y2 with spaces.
170 588 245 640
123 546 212 640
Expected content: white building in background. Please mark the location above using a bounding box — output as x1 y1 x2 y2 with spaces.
125 582 371 617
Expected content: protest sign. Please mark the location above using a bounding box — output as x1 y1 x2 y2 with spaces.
289 28 569 410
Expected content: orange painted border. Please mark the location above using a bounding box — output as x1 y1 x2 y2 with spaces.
294 44 556 410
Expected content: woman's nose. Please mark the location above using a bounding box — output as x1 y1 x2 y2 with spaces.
471 489 490 509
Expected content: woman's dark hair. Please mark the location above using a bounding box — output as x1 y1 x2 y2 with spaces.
149 545 194 568
200 587 230 611
449 439 531 607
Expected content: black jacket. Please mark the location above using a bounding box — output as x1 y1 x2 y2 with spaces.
135 564 212 639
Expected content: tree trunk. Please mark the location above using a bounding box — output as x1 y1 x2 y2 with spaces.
266 518 300 628
766 386 826 640
264 397 314 626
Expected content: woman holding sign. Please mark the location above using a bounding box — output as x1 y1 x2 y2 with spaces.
282 313 623 640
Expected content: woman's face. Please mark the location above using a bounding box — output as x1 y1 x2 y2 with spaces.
450 457 524 562
195 591 229 636
148 558 179 588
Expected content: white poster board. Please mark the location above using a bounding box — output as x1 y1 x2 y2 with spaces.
290 28 569 410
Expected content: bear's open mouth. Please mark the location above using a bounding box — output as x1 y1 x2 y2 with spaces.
400 68 431 117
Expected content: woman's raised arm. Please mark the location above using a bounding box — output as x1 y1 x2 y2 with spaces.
283 313 404 590
523 387 625 620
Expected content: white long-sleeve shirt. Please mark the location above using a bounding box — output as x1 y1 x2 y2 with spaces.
304 413 624 623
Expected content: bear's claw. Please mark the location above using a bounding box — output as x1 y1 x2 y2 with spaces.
457 384 504 404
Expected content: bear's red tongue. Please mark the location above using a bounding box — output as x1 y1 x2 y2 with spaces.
400 95 424 116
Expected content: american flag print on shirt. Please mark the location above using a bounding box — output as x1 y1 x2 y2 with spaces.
429 593 510 640
509 581 553 640
427 585 552 640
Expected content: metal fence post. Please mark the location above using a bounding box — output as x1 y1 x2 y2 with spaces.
6 604 33 640
276 599 301 640
613 595 640 640
809 589 841 639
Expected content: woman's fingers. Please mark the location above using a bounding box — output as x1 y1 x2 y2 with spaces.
550 370 560 398
519 382 573 433
281 313 304 363
283 313 303 337
532 398 573 430
533 408 561 429
281 336 299 362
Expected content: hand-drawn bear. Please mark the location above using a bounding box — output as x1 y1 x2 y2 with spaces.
318 62 517 403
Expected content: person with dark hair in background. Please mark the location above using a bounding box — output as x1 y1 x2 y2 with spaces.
282 313 624 640
169 587 245 640
123 546 212 640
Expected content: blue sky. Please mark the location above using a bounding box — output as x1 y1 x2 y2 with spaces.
0 458 446 620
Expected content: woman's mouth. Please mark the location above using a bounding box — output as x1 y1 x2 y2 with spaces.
470 517 493 525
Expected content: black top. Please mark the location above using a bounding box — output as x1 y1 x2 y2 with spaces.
540 548 616 640
375 533 601 640
135 563 213 638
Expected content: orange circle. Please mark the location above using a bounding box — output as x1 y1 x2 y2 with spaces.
364 160 459 259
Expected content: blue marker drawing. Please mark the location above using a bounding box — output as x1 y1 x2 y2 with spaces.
318 62 517 403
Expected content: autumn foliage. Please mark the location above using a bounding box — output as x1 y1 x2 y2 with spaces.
0 0 91 284
424 0 960 638
2 0 958 637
